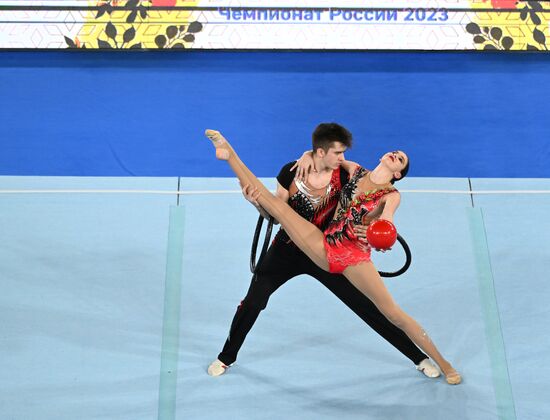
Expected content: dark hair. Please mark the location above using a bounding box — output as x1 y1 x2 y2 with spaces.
312 123 353 153
391 159 410 184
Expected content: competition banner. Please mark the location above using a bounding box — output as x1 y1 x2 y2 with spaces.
0 0 549 50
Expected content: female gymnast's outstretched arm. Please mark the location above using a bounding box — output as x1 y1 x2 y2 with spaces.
204 129 461 385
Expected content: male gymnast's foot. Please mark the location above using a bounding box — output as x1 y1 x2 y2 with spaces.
205 129 231 160
207 359 231 377
415 358 440 378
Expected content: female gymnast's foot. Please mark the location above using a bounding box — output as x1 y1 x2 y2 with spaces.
442 366 462 385
205 129 231 160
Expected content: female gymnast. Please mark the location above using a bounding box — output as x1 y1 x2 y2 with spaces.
204 129 461 385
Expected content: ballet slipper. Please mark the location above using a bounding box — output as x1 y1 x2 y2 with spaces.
205 129 230 160
444 369 462 385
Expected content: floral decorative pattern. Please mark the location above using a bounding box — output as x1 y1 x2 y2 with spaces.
63 0 203 50
468 0 549 50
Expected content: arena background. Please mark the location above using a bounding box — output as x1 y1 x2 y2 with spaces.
1 51 549 178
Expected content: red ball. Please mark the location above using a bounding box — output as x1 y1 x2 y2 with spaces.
366 220 397 250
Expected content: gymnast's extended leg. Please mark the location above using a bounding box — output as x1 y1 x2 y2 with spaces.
343 263 461 384
205 129 329 270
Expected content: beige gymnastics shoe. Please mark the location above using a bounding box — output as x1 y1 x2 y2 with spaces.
207 359 230 377
416 358 441 378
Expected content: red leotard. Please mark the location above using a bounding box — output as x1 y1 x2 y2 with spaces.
323 166 397 274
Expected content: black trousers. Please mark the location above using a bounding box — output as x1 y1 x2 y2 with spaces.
218 239 427 366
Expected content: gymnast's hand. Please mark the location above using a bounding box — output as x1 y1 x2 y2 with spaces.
291 150 314 183
240 182 261 208
353 224 369 244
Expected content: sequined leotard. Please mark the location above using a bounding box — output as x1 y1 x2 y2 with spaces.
323 166 397 274
274 162 348 245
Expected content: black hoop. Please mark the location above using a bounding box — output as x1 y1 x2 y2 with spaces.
250 214 275 273
250 214 411 278
378 234 412 278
